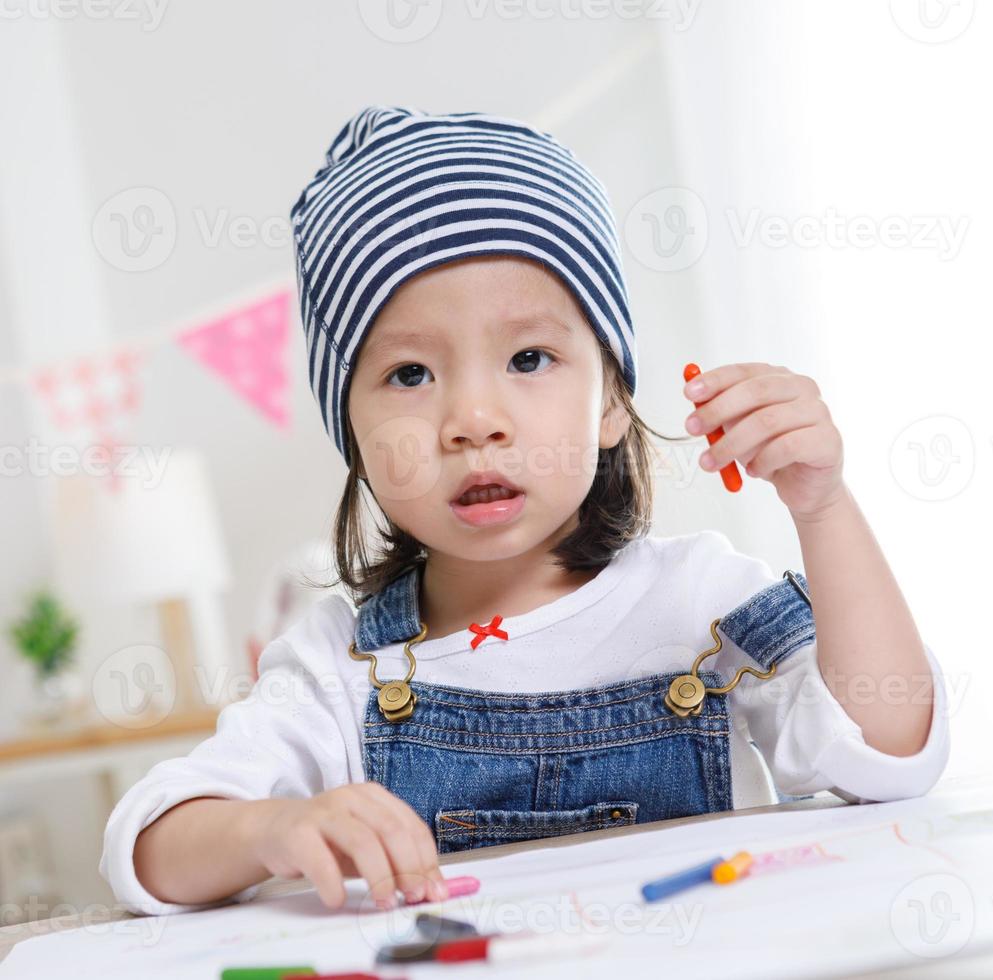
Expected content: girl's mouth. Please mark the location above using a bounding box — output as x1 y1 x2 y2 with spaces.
449 486 526 527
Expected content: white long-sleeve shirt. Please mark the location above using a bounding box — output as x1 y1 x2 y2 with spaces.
99 530 950 915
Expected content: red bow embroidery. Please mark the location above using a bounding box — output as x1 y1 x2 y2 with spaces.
468 615 508 650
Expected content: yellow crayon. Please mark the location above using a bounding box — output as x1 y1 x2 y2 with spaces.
712 850 753 884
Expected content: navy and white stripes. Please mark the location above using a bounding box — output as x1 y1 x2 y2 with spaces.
290 105 637 466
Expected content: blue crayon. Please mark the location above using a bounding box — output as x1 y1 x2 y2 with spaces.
640 856 725 903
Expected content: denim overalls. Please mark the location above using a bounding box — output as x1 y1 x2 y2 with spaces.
350 556 813 854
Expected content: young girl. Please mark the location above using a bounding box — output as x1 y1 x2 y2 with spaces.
101 105 949 917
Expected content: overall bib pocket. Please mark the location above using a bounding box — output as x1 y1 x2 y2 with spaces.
362 671 732 855
434 801 639 853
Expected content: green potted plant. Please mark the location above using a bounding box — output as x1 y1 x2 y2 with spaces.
8 591 83 728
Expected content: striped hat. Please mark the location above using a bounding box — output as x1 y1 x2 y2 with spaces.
290 105 637 466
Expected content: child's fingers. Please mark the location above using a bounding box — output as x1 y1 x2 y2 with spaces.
395 804 447 899
347 796 438 902
358 783 446 898
276 825 348 910
715 400 825 471
687 372 794 433
320 815 398 909
408 819 447 899
387 801 447 899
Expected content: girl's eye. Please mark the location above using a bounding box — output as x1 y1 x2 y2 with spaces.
509 349 555 374
386 349 555 388
386 363 434 388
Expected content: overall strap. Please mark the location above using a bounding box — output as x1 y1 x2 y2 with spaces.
353 561 424 652
717 571 813 671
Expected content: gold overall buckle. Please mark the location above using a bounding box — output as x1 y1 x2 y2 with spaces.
348 621 428 723
666 569 811 718
664 618 777 718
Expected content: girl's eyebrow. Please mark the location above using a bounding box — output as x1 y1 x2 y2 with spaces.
504 313 575 338
363 314 574 363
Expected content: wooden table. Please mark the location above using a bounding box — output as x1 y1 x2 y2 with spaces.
0 710 222 766
0 709 222 799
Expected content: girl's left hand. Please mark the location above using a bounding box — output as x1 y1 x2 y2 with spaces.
683 362 846 521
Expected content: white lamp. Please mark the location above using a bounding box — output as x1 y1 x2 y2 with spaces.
53 448 231 714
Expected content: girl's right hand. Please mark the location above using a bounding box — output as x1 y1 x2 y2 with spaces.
247 782 447 910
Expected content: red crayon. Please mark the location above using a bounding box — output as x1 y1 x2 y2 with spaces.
684 363 742 493
283 974 386 980
436 931 607 964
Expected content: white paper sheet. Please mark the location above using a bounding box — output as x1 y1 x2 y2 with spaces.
4 772 992 980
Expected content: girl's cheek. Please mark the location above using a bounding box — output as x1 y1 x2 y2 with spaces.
356 417 443 504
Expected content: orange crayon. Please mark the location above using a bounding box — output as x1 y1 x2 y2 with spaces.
712 850 754 884
683 363 743 493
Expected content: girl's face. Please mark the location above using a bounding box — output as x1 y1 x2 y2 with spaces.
347 254 630 563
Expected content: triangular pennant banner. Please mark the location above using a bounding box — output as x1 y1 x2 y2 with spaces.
29 349 145 493
31 349 143 434
176 289 292 427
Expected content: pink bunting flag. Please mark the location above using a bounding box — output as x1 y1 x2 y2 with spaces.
176 289 292 427
31 349 145 492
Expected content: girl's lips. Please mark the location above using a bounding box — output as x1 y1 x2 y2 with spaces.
449 490 526 527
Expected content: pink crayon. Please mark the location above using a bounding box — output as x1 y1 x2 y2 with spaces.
406 875 480 905
746 844 840 877
443 875 480 898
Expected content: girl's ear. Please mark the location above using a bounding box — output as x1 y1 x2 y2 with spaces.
599 393 631 450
